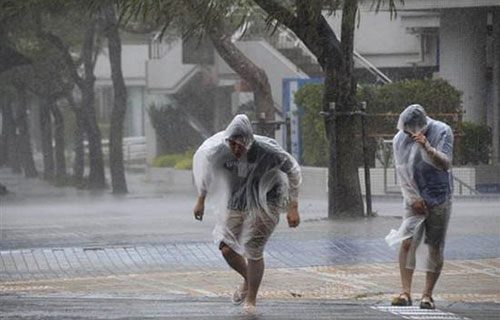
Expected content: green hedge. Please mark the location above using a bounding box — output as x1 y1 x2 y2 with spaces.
152 149 195 170
358 78 463 137
295 78 491 166
452 122 492 165
174 158 193 170
294 83 329 167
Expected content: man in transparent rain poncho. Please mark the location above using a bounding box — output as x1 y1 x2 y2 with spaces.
386 104 453 310
192 114 301 313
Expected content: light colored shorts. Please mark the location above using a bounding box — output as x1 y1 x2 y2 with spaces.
219 208 279 260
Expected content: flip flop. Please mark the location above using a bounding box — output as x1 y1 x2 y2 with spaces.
391 292 412 306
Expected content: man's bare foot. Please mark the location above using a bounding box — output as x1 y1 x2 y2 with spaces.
231 283 248 305
243 303 257 314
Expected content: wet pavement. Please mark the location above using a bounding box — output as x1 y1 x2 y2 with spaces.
0 168 499 319
1 236 498 282
4 294 496 319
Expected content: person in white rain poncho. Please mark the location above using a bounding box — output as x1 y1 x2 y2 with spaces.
192 114 302 313
386 104 453 310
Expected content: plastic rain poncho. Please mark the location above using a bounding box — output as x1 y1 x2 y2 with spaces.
385 104 453 272
193 114 302 260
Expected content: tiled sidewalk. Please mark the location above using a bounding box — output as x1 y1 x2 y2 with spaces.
1 235 498 281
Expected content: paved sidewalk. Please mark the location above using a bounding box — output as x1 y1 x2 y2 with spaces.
1 236 498 281
1 168 499 319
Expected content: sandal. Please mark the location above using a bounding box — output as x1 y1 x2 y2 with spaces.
420 295 436 309
391 292 412 306
231 285 248 305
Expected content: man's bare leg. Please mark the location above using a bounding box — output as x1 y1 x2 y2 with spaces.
245 258 264 307
423 246 443 297
220 244 248 292
423 271 440 297
399 239 414 296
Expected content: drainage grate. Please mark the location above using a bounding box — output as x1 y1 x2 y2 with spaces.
372 306 470 320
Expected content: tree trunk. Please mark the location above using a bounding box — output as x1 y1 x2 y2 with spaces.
324 65 339 218
255 0 364 217
0 100 10 166
67 95 85 182
104 3 128 194
42 16 105 189
81 19 105 189
331 0 364 217
14 85 37 178
40 97 55 179
81 81 105 189
3 99 22 174
202 19 275 137
51 104 66 178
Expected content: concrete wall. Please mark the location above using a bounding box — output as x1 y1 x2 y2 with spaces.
146 40 199 95
146 167 195 194
325 10 428 68
399 0 500 10
439 8 489 124
215 40 308 109
94 44 148 86
146 166 481 197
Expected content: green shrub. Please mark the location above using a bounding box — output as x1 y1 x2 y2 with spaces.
152 154 183 167
174 158 193 170
358 78 462 137
294 83 329 166
152 148 195 169
295 79 463 167
452 122 492 165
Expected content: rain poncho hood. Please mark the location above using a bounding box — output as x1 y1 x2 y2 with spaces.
224 114 255 149
385 104 454 272
193 114 302 259
396 104 429 134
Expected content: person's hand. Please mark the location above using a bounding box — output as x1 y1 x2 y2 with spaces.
286 201 300 228
411 198 428 216
411 132 431 150
194 197 205 221
411 132 426 144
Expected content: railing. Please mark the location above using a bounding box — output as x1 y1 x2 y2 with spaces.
240 16 393 83
353 51 392 84
100 136 147 163
149 32 177 60
453 175 480 196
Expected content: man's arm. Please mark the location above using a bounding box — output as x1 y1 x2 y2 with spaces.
192 143 223 221
280 154 302 228
193 194 205 221
411 127 453 171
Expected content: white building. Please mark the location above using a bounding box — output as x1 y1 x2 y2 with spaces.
393 0 500 164
93 0 499 166
94 35 150 139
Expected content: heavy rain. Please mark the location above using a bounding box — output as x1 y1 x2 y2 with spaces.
0 1 499 319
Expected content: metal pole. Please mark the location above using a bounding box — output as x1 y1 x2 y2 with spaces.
360 102 372 216
328 102 336 218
